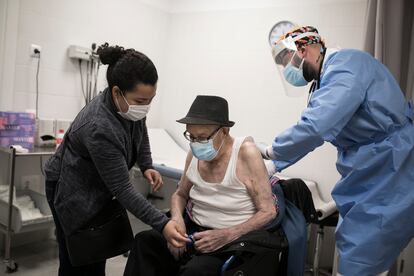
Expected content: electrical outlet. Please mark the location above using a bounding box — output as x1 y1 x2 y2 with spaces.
21 175 41 190
30 44 41 58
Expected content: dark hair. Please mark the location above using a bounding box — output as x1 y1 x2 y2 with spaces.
97 43 158 92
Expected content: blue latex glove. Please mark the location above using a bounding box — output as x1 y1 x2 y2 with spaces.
255 142 275 160
264 160 277 176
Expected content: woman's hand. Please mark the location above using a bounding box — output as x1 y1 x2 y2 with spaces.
167 243 186 260
166 215 188 259
143 169 163 192
162 220 190 248
193 229 237 253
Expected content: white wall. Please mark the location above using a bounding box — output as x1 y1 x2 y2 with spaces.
8 0 171 125
0 0 7 107
0 0 20 111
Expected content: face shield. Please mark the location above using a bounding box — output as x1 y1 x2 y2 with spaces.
270 36 308 97
270 31 321 97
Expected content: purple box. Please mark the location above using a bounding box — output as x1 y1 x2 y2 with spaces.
0 136 35 149
0 112 36 126
0 125 35 137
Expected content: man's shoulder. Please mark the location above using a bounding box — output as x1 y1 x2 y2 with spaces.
330 48 373 65
238 136 261 160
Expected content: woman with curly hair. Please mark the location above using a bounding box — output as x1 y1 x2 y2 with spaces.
44 43 188 276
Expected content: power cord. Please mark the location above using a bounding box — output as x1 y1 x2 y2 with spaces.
79 60 87 104
34 48 41 118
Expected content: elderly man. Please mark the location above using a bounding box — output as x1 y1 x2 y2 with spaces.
124 95 278 276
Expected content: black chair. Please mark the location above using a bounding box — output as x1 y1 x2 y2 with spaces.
220 177 318 276
220 228 288 276
151 176 318 276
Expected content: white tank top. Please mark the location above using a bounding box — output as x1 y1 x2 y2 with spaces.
187 137 256 229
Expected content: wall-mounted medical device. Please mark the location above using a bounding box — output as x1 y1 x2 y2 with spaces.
34 118 72 147
68 45 92 61
67 43 100 105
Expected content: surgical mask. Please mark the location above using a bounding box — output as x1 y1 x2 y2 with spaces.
190 132 224 161
116 92 151 121
283 61 308 87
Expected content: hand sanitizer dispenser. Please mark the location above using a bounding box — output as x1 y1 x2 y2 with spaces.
35 118 56 147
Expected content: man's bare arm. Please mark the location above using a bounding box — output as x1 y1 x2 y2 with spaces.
170 151 194 221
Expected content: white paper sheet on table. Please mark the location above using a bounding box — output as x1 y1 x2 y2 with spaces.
147 128 187 171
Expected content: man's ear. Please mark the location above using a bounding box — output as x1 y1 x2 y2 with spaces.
223 127 230 135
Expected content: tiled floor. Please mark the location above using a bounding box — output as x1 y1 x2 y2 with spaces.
0 215 150 276
0 239 128 276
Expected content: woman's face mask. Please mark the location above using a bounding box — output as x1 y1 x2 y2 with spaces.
116 92 151 121
190 128 224 161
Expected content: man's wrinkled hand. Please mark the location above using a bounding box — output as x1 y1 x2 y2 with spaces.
193 229 235 253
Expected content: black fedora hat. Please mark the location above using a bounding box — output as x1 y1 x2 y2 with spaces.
177 95 235 127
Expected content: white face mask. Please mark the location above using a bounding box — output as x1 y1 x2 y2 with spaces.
116 92 151 121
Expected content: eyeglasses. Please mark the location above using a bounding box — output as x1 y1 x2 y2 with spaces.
183 127 222 143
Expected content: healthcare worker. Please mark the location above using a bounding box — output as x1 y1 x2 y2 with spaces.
44 43 188 276
258 26 414 276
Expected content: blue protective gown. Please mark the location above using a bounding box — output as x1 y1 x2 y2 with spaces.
271 48 414 276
